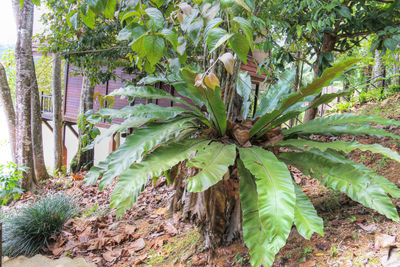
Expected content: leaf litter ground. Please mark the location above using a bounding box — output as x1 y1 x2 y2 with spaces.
3 94 400 266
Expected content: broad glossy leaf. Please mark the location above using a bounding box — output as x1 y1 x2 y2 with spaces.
229 33 249 64
232 17 252 45
118 24 146 41
236 71 252 118
238 159 275 267
143 35 165 66
207 27 232 53
110 84 199 112
150 0 164 8
111 139 209 216
281 58 359 111
309 90 353 108
186 142 236 192
98 104 188 120
254 69 295 118
145 7 163 31
276 139 400 163
204 18 224 42
94 117 151 144
260 90 367 135
85 166 105 185
158 28 178 50
239 147 295 253
279 150 399 221
202 86 227 136
103 0 116 18
97 118 197 190
293 183 324 239
187 19 204 47
251 58 360 137
80 6 96 29
283 114 400 140
87 0 106 13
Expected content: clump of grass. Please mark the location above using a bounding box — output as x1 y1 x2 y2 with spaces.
1 193 80 257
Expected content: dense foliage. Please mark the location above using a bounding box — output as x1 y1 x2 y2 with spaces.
31 0 399 265
1 193 79 257
0 162 25 205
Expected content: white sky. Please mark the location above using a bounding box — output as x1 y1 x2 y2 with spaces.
0 1 45 45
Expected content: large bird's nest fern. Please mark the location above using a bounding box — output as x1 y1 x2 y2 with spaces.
84 58 400 266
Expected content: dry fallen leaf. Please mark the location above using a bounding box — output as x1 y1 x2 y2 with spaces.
153 207 167 216
102 251 117 262
129 238 146 252
357 223 376 233
124 224 137 235
375 233 396 249
73 173 85 181
112 234 126 244
161 221 178 236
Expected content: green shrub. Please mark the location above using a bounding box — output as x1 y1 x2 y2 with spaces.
1 193 80 257
0 162 25 205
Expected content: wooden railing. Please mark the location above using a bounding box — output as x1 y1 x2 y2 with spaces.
40 92 53 114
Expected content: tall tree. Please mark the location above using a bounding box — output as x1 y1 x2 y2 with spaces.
260 0 400 122
0 63 16 162
12 0 37 189
372 49 385 89
31 61 49 180
395 52 400 86
52 54 63 170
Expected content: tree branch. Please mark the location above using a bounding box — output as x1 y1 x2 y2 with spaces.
337 22 400 39
61 46 130 56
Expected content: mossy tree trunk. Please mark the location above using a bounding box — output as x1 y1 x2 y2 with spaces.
0 63 16 162
52 54 63 170
12 0 37 190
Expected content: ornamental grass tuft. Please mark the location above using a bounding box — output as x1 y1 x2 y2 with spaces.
1 193 80 257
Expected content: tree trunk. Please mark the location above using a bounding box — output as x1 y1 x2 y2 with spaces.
290 55 302 127
372 49 384 89
169 56 245 247
168 162 241 248
394 53 400 87
12 0 37 190
71 75 94 173
0 63 17 162
31 59 49 180
52 54 63 170
303 57 320 123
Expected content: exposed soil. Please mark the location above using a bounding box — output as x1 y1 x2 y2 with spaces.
3 95 400 267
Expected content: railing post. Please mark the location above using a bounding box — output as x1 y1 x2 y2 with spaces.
40 91 44 111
